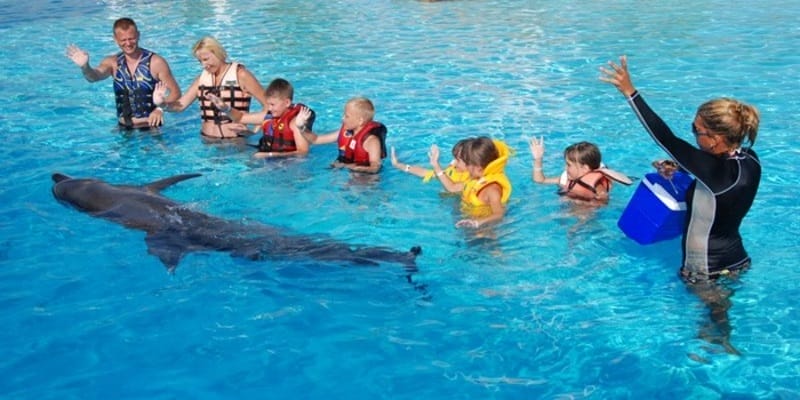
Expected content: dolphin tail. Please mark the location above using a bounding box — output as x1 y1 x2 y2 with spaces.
403 246 422 273
144 173 203 193
402 246 430 299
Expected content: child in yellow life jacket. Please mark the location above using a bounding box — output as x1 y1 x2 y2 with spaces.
529 137 631 204
390 139 471 186
432 137 513 228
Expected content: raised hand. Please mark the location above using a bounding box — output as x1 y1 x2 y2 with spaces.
529 136 545 160
152 81 169 106
599 55 636 97
295 106 312 128
428 144 441 167
390 146 400 167
65 44 89 67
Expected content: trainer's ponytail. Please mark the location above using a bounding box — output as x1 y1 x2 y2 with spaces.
738 102 760 146
697 98 760 148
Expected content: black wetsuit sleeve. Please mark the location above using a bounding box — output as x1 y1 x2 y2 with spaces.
626 92 730 192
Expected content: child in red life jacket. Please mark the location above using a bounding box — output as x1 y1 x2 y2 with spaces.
297 97 387 174
209 78 314 158
529 137 631 204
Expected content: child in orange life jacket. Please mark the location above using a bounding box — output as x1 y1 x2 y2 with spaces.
209 78 314 158
432 137 513 229
529 137 631 204
390 138 471 186
296 97 387 174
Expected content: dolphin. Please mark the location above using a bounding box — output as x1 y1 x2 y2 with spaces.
51 173 421 273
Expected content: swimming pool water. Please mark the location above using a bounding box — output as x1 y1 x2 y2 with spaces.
1 0 799 398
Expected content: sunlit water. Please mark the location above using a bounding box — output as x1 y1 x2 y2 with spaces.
1 0 799 398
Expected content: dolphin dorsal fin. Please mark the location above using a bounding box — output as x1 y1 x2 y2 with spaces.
52 173 72 183
144 173 202 193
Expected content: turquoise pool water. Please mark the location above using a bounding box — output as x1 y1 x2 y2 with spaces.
1 0 799 398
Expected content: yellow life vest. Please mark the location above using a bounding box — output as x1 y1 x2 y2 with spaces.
460 140 513 217
422 165 471 184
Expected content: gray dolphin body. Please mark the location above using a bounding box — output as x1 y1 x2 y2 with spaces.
51 173 421 272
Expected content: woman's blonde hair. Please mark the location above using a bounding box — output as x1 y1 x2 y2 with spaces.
192 36 228 63
697 98 760 147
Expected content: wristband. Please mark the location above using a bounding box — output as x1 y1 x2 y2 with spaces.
404 164 410 172
436 170 445 177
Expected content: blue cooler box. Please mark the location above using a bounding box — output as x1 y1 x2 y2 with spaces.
618 171 693 245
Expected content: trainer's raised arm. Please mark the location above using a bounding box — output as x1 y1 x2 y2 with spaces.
599 55 637 97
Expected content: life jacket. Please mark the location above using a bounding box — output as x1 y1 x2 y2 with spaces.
336 121 387 166
460 140 513 217
558 170 612 201
258 104 310 152
113 49 157 125
422 165 471 184
197 62 252 125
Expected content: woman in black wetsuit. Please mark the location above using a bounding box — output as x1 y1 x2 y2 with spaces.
600 56 761 282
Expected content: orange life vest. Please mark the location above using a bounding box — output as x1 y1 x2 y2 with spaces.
336 121 387 166
258 104 307 152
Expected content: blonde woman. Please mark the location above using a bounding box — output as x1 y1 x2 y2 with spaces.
601 55 761 282
154 36 268 139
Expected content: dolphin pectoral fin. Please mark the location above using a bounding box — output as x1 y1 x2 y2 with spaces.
144 173 203 194
144 231 189 270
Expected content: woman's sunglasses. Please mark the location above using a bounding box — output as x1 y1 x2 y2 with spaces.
691 123 714 137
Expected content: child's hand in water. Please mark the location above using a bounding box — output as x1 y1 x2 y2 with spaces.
455 219 480 229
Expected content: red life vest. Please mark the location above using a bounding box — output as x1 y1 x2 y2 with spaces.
259 104 306 152
559 170 611 201
336 121 387 166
